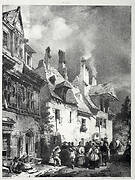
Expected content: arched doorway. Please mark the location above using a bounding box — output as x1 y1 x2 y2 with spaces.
25 129 34 155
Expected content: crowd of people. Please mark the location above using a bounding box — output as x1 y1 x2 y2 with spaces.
49 137 122 169
3 137 130 174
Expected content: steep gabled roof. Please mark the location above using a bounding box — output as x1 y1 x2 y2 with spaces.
3 6 24 33
89 82 118 101
25 44 36 54
48 83 63 101
23 64 45 87
46 66 65 85
84 95 99 115
69 87 92 115
72 75 99 113
72 76 80 88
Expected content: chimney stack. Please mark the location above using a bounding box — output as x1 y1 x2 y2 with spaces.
80 57 86 82
58 50 68 80
16 6 21 12
58 50 65 64
44 47 51 69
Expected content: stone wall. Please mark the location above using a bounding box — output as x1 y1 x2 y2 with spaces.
2 110 41 159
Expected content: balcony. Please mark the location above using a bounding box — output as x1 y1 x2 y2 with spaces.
3 95 40 117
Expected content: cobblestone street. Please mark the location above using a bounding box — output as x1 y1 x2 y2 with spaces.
3 159 130 177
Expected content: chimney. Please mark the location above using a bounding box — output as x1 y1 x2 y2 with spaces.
92 75 97 86
16 6 21 12
80 57 86 82
44 47 51 69
58 50 65 64
58 50 68 80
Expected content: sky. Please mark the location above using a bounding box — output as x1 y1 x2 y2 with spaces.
3 5 131 111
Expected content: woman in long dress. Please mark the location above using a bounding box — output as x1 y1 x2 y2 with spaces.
87 143 100 169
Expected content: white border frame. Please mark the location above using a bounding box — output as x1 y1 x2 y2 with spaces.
0 0 134 179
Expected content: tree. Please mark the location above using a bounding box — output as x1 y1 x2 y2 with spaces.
121 96 131 124
121 96 131 140
113 96 131 149
40 101 54 163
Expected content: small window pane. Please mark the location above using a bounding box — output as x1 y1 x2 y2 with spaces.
27 55 31 67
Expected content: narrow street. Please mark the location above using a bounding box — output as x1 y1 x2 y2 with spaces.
2 5 131 179
35 161 130 177
3 157 130 177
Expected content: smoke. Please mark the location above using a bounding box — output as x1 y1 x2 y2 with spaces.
3 5 98 76
22 6 79 54
89 57 97 77
2 5 131 98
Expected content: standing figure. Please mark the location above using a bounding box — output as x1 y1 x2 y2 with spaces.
99 140 104 166
102 142 109 166
123 140 131 163
109 139 117 161
76 142 85 167
88 143 99 169
115 138 122 152
60 142 69 166
52 146 61 166
69 147 76 169
84 142 91 168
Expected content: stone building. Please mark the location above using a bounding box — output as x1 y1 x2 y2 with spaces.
72 57 118 143
36 46 117 153
35 48 95 151
2 6 118 165
2 7 45 164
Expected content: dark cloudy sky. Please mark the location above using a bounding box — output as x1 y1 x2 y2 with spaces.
3 5 131 110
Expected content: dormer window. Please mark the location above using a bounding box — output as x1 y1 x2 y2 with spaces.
54 81 71 102
26 54 31 67
80 118 87 132
49 75 56 85
25 44 36 68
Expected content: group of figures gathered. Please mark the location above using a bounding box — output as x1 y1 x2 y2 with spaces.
5 137 130 174
49 137 128 169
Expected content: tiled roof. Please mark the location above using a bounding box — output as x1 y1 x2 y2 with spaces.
71 87 91 114
48 83 63 101
23 65 45 86
25 44 36 54
66 88 78 105
89 83 118 101
46 66 65 85
3 6 23 31
72 75 99 113
84 95 99 115
72 76 80 88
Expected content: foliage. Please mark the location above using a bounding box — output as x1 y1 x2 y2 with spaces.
113 96 131 146
40 101 54 134
121 96 131 124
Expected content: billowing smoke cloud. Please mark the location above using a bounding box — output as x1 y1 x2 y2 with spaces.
89 57 97 77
